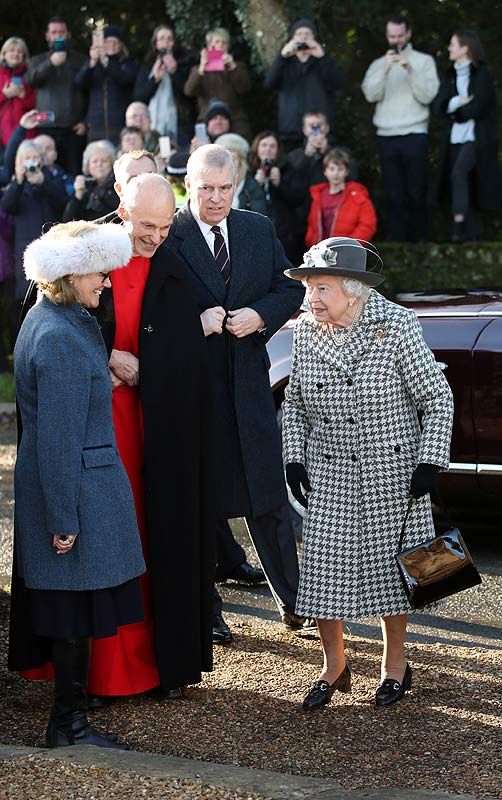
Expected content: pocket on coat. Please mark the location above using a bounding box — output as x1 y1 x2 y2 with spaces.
82 446 117 469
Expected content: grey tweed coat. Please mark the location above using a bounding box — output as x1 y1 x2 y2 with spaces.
14 298 146 591
282 290 454 619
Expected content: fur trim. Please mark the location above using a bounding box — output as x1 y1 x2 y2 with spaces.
24 224 132 283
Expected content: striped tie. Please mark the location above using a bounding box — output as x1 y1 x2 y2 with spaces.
211 225 231 286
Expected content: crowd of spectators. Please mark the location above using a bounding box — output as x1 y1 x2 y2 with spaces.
0 12 501 365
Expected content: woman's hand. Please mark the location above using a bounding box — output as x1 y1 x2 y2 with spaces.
15 162 26 185
2 82 24 99
53 534 77 555
223 52 236 70
281 39 297 58
199 48 208 74
89 45 102 67
285 462 312 508
410 463 440 499
152 57 166 82
25 166 44 186
74 174 87 200
164 53 177 74
254 169 266 186
270 166 281 187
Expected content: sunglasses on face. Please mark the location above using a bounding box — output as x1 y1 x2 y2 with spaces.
99 272 110 283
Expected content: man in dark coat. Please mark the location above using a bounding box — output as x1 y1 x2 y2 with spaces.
265 18 343 152
168 144 305 641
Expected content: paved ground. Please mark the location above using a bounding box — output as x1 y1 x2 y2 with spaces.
0 426 501 799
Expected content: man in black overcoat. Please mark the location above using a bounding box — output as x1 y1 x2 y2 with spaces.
168 144 305 642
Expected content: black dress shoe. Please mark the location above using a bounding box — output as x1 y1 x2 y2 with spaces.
46 721 129 750
225 562 266 586
280 609 305 629
302 665 351 710
87 695 113 710
147 686 183 700
375 664 412 708
213 614 233 644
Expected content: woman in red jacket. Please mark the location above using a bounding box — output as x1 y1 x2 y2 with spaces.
0 38 35 150
305 148 377 247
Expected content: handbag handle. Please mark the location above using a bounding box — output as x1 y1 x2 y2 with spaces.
398 488 456 551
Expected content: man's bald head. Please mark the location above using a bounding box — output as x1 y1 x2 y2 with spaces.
118 174 175 258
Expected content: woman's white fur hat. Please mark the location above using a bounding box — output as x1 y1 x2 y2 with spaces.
24 223 132 283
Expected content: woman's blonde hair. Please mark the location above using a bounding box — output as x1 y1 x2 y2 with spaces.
0 37 30 65
15 140 44 170
82 139 116 175
205 27 230 47
37 220 102 305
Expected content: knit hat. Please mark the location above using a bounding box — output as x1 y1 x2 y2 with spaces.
290 18 317 37
285 237 385 287
24 223 132 283
204 98 232 126
103 25 124 41
166 150 189 175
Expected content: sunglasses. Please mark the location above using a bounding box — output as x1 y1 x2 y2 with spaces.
99 271 111 283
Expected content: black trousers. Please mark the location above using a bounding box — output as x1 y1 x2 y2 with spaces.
449 141 477 218
213 504 299 619
377 133 428 241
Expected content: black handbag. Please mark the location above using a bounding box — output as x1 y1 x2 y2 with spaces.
395 496 482 609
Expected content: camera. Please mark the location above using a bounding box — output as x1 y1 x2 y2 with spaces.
52 38 66 52
389 43 400 54
296 42 310 51
24 159 40 173
261 158 272 178
157 47 172 57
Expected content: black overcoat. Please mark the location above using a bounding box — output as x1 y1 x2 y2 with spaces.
433 62 502 210
168 205 305 520
9 243 215 691
100 243 215 689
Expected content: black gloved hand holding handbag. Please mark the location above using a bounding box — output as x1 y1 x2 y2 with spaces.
285 462 311 508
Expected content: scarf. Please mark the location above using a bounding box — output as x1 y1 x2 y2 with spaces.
148 68 178 139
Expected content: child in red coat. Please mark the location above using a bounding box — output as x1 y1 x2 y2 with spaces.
305 148 377 247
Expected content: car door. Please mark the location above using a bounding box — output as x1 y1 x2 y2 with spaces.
472 314 502 495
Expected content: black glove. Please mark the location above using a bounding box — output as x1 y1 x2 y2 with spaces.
410 463 441 499
285 462 312 509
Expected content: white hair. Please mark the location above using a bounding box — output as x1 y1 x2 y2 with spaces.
215 133 249 162
15 140 44 168
186 144 237 183
341 277 371 301
82 139 116 175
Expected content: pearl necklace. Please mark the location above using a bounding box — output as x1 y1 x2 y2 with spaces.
329 301 363 347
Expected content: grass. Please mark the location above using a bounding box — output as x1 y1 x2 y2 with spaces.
0 372 15 403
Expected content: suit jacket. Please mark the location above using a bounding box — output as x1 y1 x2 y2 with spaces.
168 204 305 518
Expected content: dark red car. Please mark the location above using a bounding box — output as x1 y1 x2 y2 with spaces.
267 290 502 534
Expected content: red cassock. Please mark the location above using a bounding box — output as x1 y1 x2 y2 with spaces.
22 256 160 695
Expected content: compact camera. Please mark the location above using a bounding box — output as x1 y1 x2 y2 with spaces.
157 47 172 57
261 158 273 178
389 43 401 54
296 42 310 51
24 159 40 173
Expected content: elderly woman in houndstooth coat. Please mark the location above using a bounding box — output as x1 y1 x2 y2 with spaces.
282 237 454 710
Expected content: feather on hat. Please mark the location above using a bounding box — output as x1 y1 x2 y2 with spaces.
24 223 132 283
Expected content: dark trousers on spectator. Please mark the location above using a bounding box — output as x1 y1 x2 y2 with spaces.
450 142 477 217
46 127 86 177
213 506 299 620
377 133 428 241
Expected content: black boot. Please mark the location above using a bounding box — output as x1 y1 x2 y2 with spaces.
451 220 465 243
46 638 129 750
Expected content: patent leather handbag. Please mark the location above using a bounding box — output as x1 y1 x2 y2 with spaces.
395 497 481 609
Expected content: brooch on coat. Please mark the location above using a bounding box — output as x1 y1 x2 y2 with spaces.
373 327 386 345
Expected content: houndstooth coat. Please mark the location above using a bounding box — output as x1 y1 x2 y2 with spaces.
282 290 454 619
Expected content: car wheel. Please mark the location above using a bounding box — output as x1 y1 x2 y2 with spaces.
276 405 304 541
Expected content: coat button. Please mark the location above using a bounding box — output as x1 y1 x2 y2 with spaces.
323 416 329 423
144 324 154 333
346 378 353 386
351 454 357 462
348 416 355 424
324 454 332 460
316 382 324 389
394 445 401 453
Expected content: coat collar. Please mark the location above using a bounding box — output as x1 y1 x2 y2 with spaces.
304 289 389 373
171 204 255 308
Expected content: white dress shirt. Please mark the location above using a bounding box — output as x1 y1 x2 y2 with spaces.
190 204 230 258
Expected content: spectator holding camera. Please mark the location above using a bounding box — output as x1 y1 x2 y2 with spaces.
305 148 377 248
76 26 138 145
63 140 118 222
1 140 67 304
125 102 160 154
134 24 196 147
265 18 343 152
184 28 252 141
0 37 35 151
25 17 87 176
361 15 439 241
249 130 306 264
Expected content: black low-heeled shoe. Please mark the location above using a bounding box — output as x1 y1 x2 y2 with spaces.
302 665 351 711
375 663 412 708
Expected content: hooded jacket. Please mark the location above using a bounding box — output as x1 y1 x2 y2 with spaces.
305 180 377 248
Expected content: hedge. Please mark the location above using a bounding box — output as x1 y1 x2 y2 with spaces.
375 242 502 298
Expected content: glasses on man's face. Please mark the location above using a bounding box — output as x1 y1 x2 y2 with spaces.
99 272 110 284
